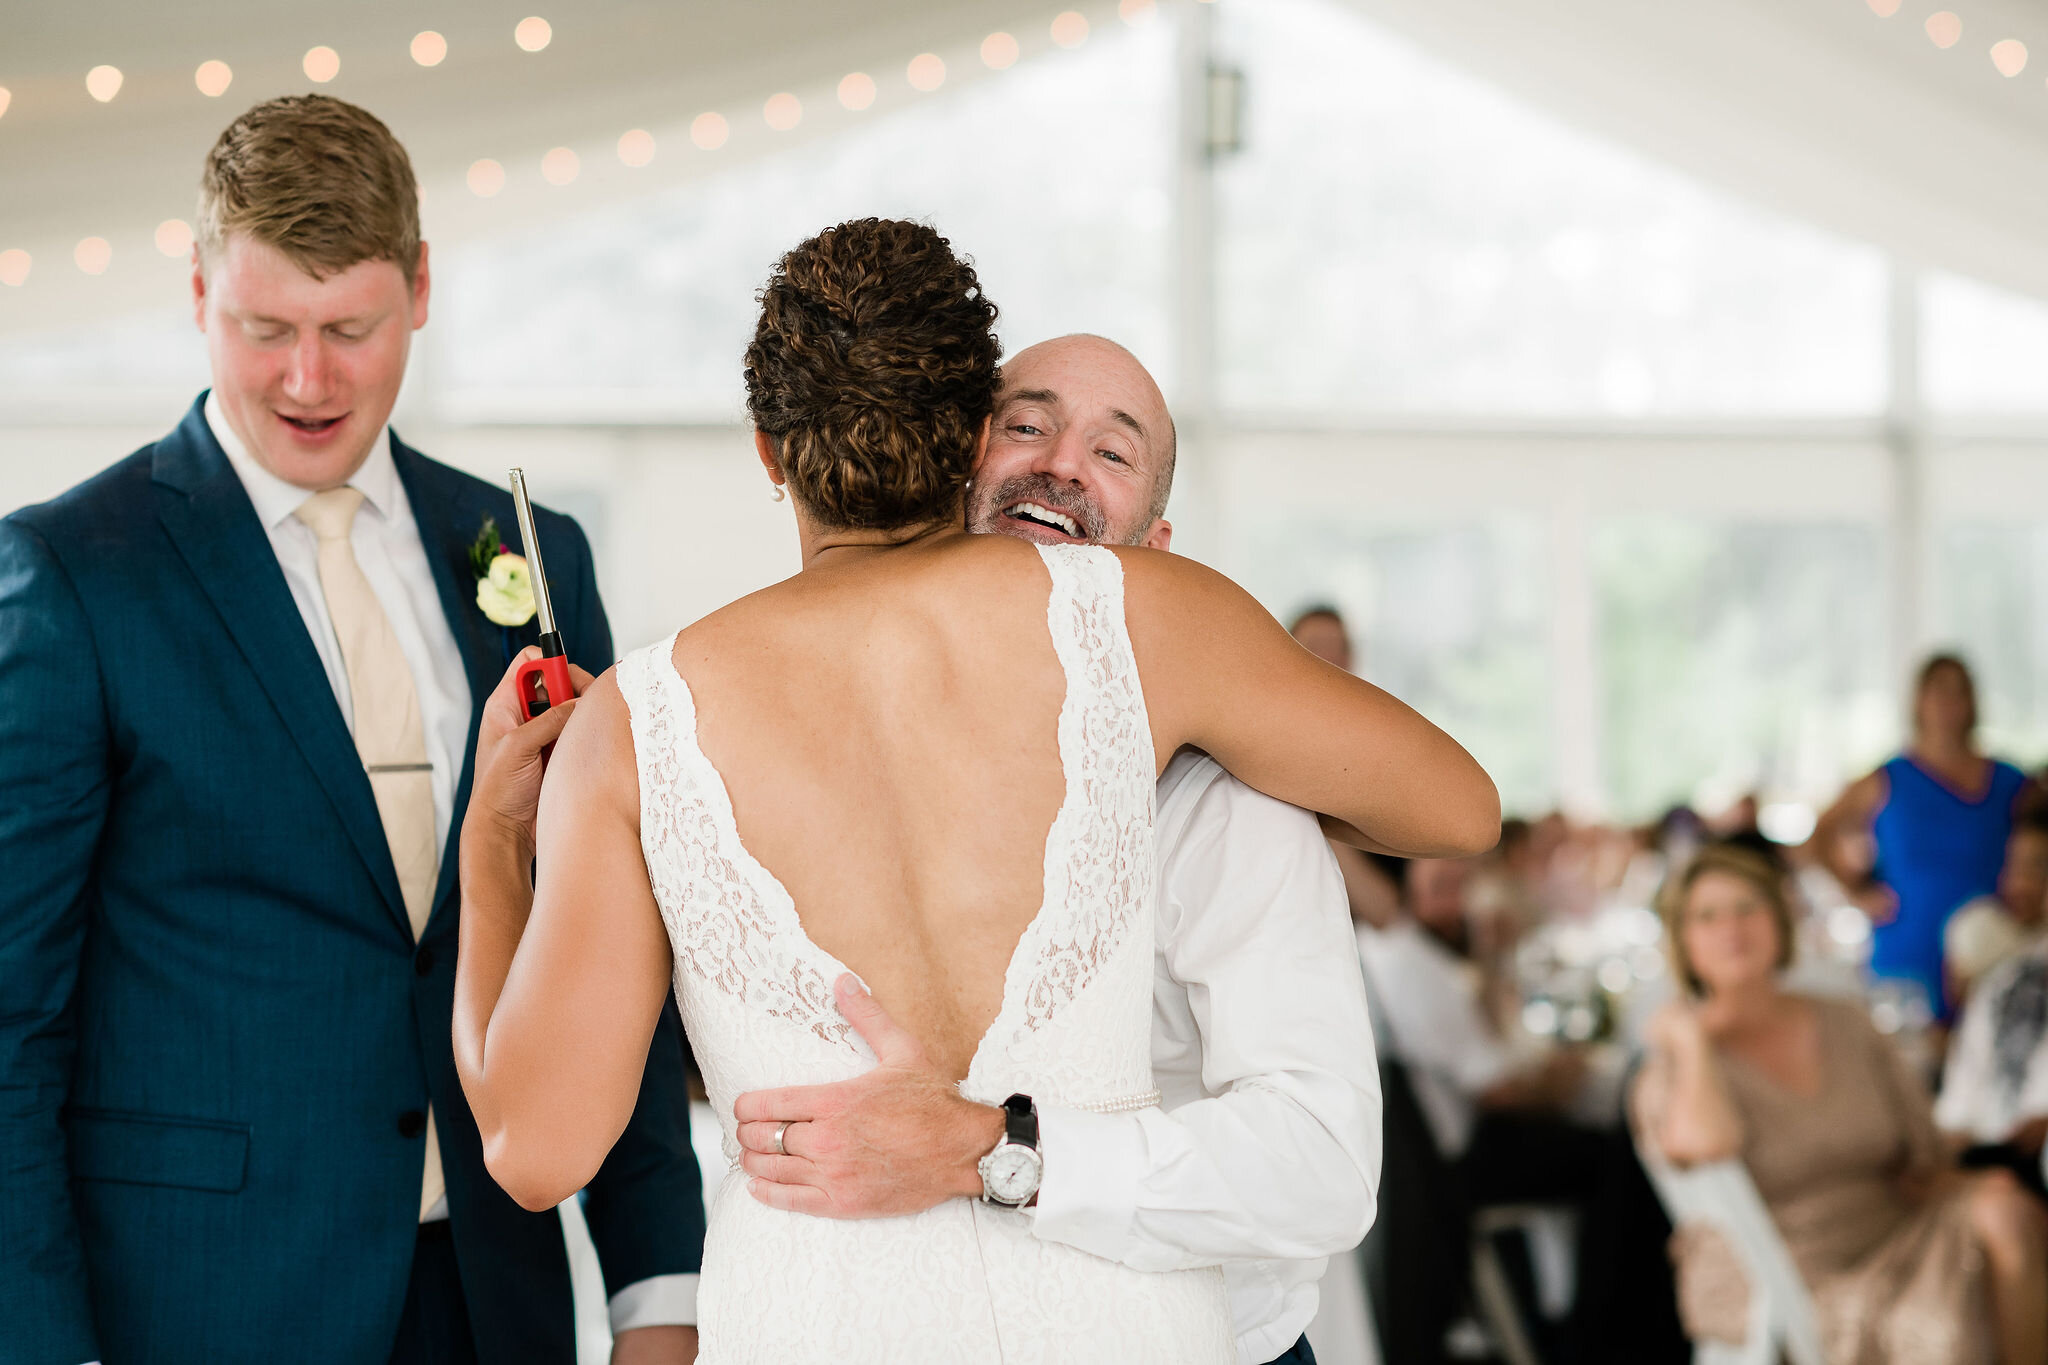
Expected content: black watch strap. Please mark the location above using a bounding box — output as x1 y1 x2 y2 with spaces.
1001 1093 1038 1149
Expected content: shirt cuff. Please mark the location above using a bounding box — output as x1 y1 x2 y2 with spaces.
607 1273 700 1333
1028 1103 1148 1263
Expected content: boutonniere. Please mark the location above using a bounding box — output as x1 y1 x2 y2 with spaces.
468 514 537 628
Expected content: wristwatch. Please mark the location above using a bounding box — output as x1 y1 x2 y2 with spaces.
977 1093 1042 1208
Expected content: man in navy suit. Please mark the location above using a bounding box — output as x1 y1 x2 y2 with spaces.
0 96 705 1364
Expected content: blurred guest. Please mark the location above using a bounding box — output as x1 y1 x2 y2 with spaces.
1712 791 1789 870
1292 604 1399 929
1812 653 2026 1019
1635 844 2045 1365
1467 818 1546 1018
1945 815 2048 1005
1288 603 1354 673
1362 857 1673 1358
1358 857 1591 1170
1938 933 2048 1202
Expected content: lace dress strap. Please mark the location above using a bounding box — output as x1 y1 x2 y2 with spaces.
963 544 1159 1106
617 635 855 1052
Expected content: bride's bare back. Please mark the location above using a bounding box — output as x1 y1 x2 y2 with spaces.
678 532 1072 1080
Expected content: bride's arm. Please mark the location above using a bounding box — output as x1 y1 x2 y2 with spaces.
1121 549 1500 858
453 671 675 1212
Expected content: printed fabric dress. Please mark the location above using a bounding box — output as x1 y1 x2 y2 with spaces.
615 543 1234 1364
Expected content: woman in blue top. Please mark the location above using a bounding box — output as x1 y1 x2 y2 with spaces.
1815 655 2028 1020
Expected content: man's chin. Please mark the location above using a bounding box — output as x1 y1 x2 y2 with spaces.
256 418 380 491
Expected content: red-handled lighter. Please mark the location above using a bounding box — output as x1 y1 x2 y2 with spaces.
508 468 574 722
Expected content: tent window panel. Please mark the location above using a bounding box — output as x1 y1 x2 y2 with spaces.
1213 0 1888 421
1939 524 2048 758
1233 513 1557 817
1592 520 1890 822
1922 275 2048 416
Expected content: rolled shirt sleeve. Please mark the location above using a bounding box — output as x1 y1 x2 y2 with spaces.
607 1273 700 1333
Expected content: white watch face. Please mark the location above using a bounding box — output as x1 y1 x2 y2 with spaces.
982 1142 1041 1204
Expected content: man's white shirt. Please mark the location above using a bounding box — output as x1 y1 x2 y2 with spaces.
1354 917 1512 1159
206 397 696 1335
1029 750 1383 1364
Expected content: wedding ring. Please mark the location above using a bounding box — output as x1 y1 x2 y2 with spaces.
772 1122 790 1157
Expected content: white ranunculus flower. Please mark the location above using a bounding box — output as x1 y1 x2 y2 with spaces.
476 552 537 627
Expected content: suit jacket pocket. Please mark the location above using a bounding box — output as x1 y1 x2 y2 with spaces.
67 1107 250 1193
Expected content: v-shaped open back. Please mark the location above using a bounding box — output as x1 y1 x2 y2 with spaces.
615 541 1229 1364
618 542 1161 1117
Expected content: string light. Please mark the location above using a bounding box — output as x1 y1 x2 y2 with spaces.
0 87 12 119
155 219 194 257
838 72 877 111
1051 12 1090 48
515 17 552 52
194 60 232 97
411 32 448 67
540 147 579 185
1925 11 1962 48
907 53 946 91
1866 0 1901 15
85 66 123 103
1991 38 2028 76
467 159 505 196
303 46 340 82
763 92 802 131
74 237 112 275
617 129 655 166
690 112 728 149
981 33 1020 69
0 249 29 287
1119 0 1156 23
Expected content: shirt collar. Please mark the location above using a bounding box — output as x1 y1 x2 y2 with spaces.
204 390 400 532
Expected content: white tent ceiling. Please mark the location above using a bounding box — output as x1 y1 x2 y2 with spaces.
5 0 2048 337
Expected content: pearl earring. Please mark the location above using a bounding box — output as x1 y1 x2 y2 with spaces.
769 482 786 503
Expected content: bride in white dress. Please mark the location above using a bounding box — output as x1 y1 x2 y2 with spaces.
454 217 1499 1363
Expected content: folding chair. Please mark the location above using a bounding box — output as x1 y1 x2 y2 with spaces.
1633 1136 1824 1365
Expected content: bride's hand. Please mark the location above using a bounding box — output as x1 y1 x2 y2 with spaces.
732 975 1004 1218
467 647 596 850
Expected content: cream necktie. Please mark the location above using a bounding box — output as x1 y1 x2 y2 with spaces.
294 486 445 1221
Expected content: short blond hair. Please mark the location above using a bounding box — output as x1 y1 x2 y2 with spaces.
1656 843 1796 996
198 95 420 282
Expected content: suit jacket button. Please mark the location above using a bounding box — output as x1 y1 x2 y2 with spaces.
397 1109 426 1139
414 946 435 976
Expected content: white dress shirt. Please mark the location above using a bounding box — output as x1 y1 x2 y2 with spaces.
1355 917 1512 1158
206 397 695 1335
1030 750 1384 1365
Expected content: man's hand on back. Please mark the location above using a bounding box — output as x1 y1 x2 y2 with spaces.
732 975 1003 1217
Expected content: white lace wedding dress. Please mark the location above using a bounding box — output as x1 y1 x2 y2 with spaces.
616 543 1233 1364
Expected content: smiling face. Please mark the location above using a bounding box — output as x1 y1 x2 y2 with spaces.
194 232 427 491
1678 868 1786 996
968 335 1174 549
1913 657 1977 745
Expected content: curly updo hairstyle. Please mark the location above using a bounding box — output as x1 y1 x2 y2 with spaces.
744 218 1001 531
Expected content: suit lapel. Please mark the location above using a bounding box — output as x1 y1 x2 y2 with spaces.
391 440 506 932
152 398 412 941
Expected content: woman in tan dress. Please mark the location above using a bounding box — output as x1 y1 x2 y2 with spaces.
1632 843 2047 1364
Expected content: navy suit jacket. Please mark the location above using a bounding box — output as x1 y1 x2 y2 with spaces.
0 396 705 1365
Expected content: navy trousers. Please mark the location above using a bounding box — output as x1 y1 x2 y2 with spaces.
387 1223 479 1365
1265 1335 1318 1365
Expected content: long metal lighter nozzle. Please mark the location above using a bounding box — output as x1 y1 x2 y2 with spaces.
507 468 558 639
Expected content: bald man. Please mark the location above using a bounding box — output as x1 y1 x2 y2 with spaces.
731 336 1383 1365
